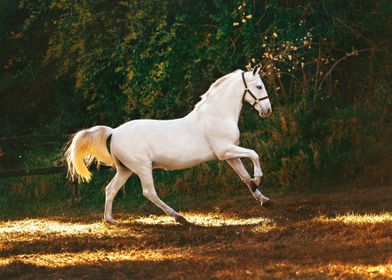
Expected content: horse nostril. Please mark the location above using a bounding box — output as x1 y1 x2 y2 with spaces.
256 85 262 90
267 108 271 114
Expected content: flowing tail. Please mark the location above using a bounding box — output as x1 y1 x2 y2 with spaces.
65 125 115 182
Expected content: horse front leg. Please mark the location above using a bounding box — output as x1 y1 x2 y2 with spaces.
220 145 263 182
218 145 270 205
226 158 270 206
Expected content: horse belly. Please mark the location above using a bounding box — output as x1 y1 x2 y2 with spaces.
151 142 216 170
113 119 216 170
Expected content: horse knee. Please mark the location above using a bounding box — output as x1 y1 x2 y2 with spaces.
250 150 259 160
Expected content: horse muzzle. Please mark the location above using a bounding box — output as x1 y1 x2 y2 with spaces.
259 108 272 118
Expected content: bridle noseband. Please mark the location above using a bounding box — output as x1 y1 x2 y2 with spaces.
241 71 269 107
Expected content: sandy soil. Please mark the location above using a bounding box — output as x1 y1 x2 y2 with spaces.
0 184 391 279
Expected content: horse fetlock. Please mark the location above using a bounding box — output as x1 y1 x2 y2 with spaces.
253 189 269 203
251 176 261 186
252 189 262 200
259 196 270 205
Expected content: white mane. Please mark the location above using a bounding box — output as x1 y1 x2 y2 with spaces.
193 70 242 111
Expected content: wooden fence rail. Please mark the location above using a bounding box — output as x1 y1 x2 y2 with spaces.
0 166 66 178
0 165 81 204
0 133 83 203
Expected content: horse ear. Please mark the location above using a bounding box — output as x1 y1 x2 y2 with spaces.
253 65 261 75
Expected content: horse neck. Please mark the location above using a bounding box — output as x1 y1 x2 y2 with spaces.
191 76 244 123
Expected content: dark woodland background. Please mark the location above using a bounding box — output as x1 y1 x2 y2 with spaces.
0 0 391 213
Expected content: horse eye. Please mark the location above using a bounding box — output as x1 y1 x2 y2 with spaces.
256 85 262 90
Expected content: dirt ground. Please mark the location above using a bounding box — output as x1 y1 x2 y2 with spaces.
0 184 391 279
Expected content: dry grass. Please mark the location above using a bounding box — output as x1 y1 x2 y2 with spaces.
0 184 391 279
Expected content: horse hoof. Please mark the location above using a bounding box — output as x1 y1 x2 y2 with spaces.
261 200 274 209
104 219 119 226
175 215 190 225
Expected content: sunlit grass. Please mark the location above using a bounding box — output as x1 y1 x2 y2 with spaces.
134 212 273 227
215 261 392 279
327 262 392 278
0 216 187 268
0 208 390 278
0 213 273 239
0 219 104 235
0 213 274 246
313 212 392 224
251 223 277 233
0 249 185 268
0 218 143 243
243 261 392 279
0 213 276 269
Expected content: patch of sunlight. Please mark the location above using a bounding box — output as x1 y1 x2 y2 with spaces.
251 223 277 233
135 213 273 227
327 262 392 278
0 248 184 268
314 212 392 224
0 219 142 240
134 215 177 225
256 261 392 278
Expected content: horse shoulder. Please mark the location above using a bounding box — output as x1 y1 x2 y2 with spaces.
202 119 240 157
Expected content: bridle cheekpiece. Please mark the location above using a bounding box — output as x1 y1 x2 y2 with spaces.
241 71 269 107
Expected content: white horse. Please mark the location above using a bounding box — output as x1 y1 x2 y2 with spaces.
65 66 272 225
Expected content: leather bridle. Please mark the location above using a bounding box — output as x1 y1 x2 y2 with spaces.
241 71 269 107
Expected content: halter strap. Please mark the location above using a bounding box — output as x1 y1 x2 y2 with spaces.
241 71 269 107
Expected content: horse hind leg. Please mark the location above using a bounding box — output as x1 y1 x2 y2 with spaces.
136 164 188 224
104 168 133 225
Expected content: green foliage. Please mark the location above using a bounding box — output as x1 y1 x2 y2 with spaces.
0 0 391 209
